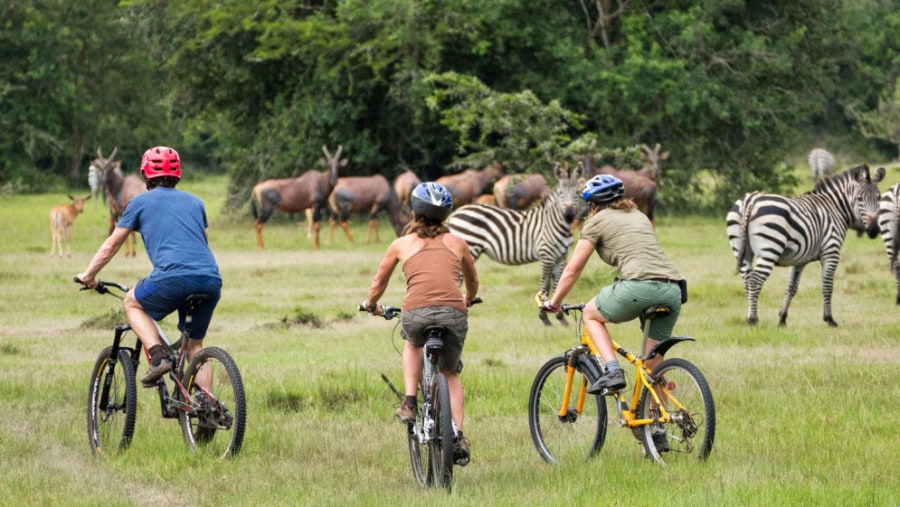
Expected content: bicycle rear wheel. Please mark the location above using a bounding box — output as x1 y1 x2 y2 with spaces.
638 357 715 465
426 373 454 491
528 353 607 464
87 346 137 455
178 346 246 458
407 381 427 487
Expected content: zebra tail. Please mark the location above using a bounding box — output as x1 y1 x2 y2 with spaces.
736 192 757 273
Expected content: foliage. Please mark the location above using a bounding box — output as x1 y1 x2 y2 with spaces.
2 0 900 214
851 78 900 161
0 0 174 191
424 72 584 174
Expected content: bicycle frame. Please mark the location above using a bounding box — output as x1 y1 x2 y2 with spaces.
560 305 694 431
104 310 198 419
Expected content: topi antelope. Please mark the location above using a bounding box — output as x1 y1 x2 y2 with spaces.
49 194 91 257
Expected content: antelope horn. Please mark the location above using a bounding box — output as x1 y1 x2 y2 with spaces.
109 146 117 160
97 147 104 158
322 145 331 159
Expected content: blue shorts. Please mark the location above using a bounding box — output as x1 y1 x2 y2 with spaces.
133 275 222 339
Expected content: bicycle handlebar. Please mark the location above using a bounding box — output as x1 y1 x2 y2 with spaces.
560 303 585 314
73 277 130 296
360 297 483 321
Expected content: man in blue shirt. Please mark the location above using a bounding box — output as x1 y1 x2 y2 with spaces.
77 146 222 385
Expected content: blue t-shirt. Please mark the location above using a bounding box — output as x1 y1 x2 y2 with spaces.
118 186 221 282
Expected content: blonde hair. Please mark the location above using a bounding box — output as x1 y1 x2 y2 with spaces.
589 197 637 215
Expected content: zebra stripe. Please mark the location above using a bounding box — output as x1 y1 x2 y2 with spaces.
447 164 581 308
725 164 885 326
808 148 835 182
878 184 900 304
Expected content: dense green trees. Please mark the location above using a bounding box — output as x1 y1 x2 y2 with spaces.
1 0 898 214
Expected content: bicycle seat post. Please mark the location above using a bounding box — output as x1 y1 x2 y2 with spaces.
639 305 671 360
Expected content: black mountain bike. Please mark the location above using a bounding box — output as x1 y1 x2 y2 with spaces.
363 300 480 492
78 278 246 458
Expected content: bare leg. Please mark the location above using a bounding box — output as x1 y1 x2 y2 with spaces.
402 341 424 398
583 301 616 364
443 370 464 432
183 338 210 390
123 290 161 349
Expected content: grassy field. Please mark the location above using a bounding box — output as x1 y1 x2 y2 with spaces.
2 172 900 506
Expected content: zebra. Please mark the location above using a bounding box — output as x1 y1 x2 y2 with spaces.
808 148 836 182
725 164 885 327
878 184 900 304
446 163 582 325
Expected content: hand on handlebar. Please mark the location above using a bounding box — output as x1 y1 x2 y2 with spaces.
540 302 561 313
74 274 97 290
360 301 383 316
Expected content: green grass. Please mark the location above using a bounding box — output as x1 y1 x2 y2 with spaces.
2 173 900 505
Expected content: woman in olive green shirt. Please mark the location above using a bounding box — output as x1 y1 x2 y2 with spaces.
541 174 683 395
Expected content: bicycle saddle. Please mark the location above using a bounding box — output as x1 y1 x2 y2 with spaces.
184 293 211 312
642 305 672 320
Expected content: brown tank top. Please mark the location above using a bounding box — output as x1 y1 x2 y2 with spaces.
402 235 467 314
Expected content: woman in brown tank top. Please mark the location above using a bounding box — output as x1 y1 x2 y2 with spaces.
363 182 479 465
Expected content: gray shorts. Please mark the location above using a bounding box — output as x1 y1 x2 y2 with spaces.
401 306 468 373
594 279 681 340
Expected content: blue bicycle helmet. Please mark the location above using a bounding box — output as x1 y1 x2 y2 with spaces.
582 174 625 205
410 182 453 220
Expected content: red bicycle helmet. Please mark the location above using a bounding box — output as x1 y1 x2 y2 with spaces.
141 146 181 180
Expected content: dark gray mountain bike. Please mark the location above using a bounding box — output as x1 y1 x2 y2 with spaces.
78 278 246 459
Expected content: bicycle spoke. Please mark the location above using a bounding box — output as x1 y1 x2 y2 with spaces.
638 358 715 464
87 347 137 455
178 347 246 459
528 354 607 464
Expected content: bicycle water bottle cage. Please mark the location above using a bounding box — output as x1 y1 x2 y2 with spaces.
642 305 671 320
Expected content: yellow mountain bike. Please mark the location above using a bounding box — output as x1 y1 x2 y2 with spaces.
528 303 715 465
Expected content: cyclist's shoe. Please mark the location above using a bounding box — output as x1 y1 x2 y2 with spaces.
395 404 417 424
586 368 626 395
140 358 172 386
453 436 471 466
652 427 670 453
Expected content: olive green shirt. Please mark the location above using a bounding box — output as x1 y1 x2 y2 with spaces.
579 208 681 281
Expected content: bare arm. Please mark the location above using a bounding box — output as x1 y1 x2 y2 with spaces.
364 240 401 311
460 247 479 305
546 238 595 308
76 226 132 287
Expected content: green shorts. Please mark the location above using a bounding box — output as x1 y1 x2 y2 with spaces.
594 279 681 340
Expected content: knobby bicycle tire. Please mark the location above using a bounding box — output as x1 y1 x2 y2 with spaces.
178 346 246 459
528 353 608 464
638 357 715 465
407 379 427 487
87 346 137 455
426 373 454 491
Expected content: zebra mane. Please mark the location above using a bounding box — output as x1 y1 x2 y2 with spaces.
809 163 870 195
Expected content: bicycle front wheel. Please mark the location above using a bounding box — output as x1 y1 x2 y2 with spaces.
426 373 454 491
638 357 715 465
87 346 137 455
178 346 246 459
528 353 607 464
